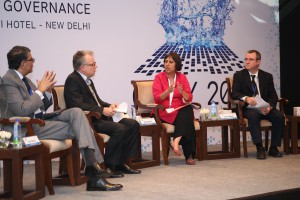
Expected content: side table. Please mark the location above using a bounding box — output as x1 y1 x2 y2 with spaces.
0 145 45 200
128 124 160 169
287 115 300 154
198 119 240 160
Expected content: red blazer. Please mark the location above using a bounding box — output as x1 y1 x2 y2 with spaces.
152 71 193 124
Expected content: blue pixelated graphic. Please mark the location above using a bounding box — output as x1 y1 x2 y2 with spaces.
134 0 240 76
159 0 236 50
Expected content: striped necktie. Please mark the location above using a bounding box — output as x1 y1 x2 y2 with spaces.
86 78 101 106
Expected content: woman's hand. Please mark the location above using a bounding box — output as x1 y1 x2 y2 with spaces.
177 83 183 94
167 84 175 93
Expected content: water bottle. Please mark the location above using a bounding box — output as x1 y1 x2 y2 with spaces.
131 105 136 120
13 119 22 148
211 101 217 117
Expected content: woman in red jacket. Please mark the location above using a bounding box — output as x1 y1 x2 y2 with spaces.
152 52 196 165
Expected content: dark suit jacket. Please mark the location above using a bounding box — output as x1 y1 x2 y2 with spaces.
231 69 278 109
64 71 110 118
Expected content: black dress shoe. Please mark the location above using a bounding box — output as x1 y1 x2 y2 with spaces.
268 147 283 157
116 164 141 174
257 147 266 160
106 167 124 178
85 163 113 178
86 176 123 191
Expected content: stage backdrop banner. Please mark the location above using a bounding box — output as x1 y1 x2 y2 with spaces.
0 0 279 150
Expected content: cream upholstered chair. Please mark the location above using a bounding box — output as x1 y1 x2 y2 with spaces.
0 118 75 195
131 80 201 165
0 77 75 195
40 139 75 195
226 77 289 157
52 85 110 170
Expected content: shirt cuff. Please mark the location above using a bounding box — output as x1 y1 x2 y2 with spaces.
34 90 44 100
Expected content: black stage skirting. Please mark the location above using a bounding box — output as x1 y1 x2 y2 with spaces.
230 187 300 200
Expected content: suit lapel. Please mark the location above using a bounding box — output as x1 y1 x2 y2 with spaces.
74 71 94 98
10 70 45 115
73 71 99 105
27 78 37 91
20 78 29 97
243 70 253 91
89 79 101 104
257 71 264 96
11 70 30 98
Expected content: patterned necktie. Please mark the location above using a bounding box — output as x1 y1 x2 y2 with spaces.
22 77 33 95
86 78 101 106
251 75 258 96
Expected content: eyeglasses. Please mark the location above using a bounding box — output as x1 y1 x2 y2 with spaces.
84 62 97 67
244 58 257 62
26 58 35 63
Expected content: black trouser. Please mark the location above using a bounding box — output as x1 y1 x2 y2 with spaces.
93 118 140 168
173 105 196 160
243 108 284 147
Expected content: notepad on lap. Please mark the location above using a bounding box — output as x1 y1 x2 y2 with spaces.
166 103 191 113
247 96 269 109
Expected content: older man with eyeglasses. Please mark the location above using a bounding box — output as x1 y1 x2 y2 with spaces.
64 50 141 177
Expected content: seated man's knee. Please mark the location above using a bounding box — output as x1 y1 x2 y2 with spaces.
68 107 85 118
131 119 140 128
125 118 140 129
245 109 260 120
114 123 128 134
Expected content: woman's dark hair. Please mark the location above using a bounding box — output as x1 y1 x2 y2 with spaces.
164 52 182 71
7 46 31 70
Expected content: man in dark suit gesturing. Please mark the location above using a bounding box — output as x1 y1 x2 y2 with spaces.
64 50 141 176
231 49 285 160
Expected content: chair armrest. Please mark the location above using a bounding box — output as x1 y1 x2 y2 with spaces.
278 98 289 117
191 102 201 109
83 111 100 130
83 111 107 142
230 99 245 107
0 118 45 137
228 99 247 125
278 98 289 104
84 111 101 120
135 99 165 129
145 103 158 108
152 104 165 129
136 100 156 110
